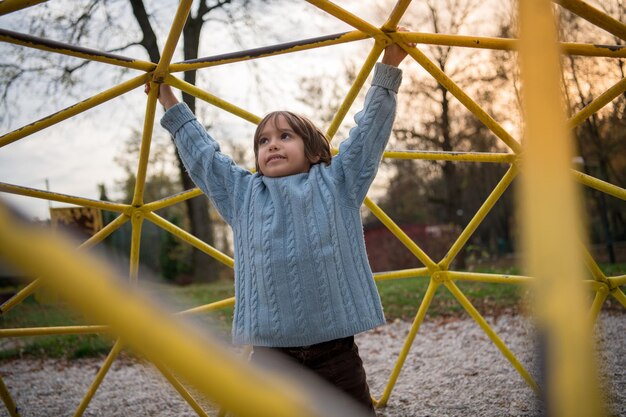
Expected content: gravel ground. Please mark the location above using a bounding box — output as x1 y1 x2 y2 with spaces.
0 312 623 417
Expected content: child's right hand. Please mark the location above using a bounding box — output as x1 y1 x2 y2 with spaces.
144 81 179 110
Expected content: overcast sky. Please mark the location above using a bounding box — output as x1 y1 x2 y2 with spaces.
0 0 502 220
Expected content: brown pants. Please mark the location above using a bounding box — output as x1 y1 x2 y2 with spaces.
252 336 376 416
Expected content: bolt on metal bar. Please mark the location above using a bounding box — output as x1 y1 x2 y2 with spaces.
0 28 155 71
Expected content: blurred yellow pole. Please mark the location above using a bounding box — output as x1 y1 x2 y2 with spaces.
518 0 601 415
0 374 18 417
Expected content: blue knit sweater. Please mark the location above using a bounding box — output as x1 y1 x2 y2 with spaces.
161 63 402 347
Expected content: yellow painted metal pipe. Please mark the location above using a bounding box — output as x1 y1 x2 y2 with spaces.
0 374 18 417
152 0 192 81
443 280 540 393
447 271 532 285
178 297 235 316
377 278 440 407
166 75 261 125
572 169 626 201
0 204 337 417
373 268 430 281
0 28 155 72
382 0 412 32
364 198 438 271
556 0 626 41
131 82 159 207
0 325 109 338
306 0 384 38
0 73 148 148
440 165 518 269
610 287 626 308
73 340 123 417
170 31 370 73
588 287 609 324
326 43 384 141
0 0 46 15
143 188 204 212
0 213 128 315
129 210 144 284
0 182 129 212
152 361 210 417
399 32 626 58
610 275 626 287
383 150 515 163
145 211 234 268
581 245 609 285
519 0 601 414
568 76 626 129
403 44 521 153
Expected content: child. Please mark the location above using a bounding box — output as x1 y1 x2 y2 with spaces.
150 36 409 415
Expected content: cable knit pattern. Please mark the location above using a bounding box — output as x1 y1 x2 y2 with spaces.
161 62 401 347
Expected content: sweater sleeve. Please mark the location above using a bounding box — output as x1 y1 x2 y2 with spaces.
160 102 252 224
331 62 402 207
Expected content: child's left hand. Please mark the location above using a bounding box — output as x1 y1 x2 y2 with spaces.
382 26 415 67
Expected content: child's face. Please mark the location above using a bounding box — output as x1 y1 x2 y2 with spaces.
257 115 318 177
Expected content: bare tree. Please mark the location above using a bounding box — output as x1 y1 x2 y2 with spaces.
0 0 271 282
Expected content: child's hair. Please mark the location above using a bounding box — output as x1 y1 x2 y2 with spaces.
253 111 332 175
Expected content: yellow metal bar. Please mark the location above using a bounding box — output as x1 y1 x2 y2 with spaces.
0 325 109 337
588 286 609 324
581 245 608 284
143 188 204 212
129 210 144 284
609 286 626 308
0 205 331 417
170 31 370 72
382 0 412 31
152 361 210 417
573 169 626 201
376 278 440 407
177 297 235 316
0 28 155 71
131 81 159 207
326 43 385 141
73 340 123 417
556 0 626 41
443 280 540 392
610 275 626 287
0 73 148 148
400 32 626 58
0 213 128 315
568 76 626 129
447 271 532 285
145 211 234 268
383 150 515 163
152 0 192 81
373 268 430 281
440 165 518 269
306 0 384 37
0 373 19 417
519 0 600 415
0 182 129 212
0 0 46 15
403 45 522 153
364 197 438 270
166 75 261 125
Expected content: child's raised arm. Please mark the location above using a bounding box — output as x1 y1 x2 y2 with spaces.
144 81 179 110
381 26 414 67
